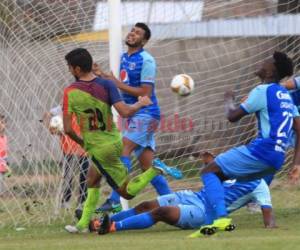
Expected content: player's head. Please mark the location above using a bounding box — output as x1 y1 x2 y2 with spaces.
256 51 293 83
65 48 93 78
0 115 6 134
125 22 151 48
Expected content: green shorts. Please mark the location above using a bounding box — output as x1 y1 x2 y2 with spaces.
88 140 128 189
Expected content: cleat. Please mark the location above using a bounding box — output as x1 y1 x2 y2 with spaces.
225 224 236 232
74 208 83 220
98 214 111 235
188 226 217 238
65 225 89 234
188 218 235 238
212 218 235 232
96 199 122 213
152 158 183 180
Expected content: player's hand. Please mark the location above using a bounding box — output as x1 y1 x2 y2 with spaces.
265 224 278 229
92 63 104 76
241 95 248 103
49 126 63 135
224 90 235 101
138 96 153 107
102 71 122 87
288 164 300 184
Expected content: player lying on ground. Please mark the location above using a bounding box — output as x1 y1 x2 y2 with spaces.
197 51 300 236
62 48 182 233
88 153 276 237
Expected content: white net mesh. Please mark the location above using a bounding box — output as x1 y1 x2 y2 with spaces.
0 0 299 228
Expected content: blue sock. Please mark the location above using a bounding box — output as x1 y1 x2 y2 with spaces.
111 208 136 222
120 156 132 171
115 212 155 231
202 173 227 218
109 156 133 203
151 175 172 195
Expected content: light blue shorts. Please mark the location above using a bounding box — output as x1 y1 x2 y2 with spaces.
122 114 159 158
157 190 206 229
215 145 276 181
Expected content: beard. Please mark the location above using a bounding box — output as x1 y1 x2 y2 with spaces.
125 40 141 48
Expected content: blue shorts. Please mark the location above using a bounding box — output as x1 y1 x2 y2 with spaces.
157 190 206 229
122 114 159 158
215 145 276 181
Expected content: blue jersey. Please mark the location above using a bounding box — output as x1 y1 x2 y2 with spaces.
240 84 298 169
197 179 271 224
119 48 160 119
286 76 300 148
289 76 300 111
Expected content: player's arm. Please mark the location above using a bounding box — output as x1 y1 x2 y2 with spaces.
224 90 248 122
63 113 84 147
281 78 296 90
261 207 276 228
113 96 152 118
281 76 300 90
106 77 153 118
252 179 277 228
227 85 266 122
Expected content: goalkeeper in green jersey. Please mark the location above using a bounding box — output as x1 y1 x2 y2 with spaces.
63 48 182 233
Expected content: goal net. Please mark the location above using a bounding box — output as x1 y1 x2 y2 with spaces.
0 0 299 229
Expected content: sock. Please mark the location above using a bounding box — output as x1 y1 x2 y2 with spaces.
108 156 132 203
115 212 155 231
111 208 136 222
151 175 172 195
202 173 227 218
76 188 99 229
126 167 158 196
120 156 132 172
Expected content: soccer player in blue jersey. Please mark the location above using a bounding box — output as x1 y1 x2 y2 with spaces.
195 51 300 235
91 178 275 236
280 76 300 183
98 23 172 212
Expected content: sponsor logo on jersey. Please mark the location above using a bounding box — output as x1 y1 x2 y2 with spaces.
276 91 291 100
128 62 136 70
120 69 129 83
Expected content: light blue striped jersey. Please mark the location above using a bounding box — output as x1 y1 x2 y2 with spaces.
196 179 271 224
119 48 160 119
240 83 298 170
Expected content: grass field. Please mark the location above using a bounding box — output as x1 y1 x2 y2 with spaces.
1 188 300 250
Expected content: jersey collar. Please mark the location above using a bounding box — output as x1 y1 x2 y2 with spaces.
126 48 144 57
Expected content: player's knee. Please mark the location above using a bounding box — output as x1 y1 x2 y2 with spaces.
135 200 158 213
151 207 176 223
116 188 134 200
86 176 100 188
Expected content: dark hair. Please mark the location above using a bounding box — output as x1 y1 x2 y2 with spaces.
135 22 151 40
0 114 5 122
65 48 93 73
273 51 294 80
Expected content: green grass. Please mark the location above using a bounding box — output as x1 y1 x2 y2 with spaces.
1 189 300 250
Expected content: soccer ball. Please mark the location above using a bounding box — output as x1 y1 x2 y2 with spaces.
49 115 63 132
170 74 195 96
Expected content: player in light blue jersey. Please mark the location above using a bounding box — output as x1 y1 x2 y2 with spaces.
90 178 275 236
98 23 172 212
198 51 300 235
